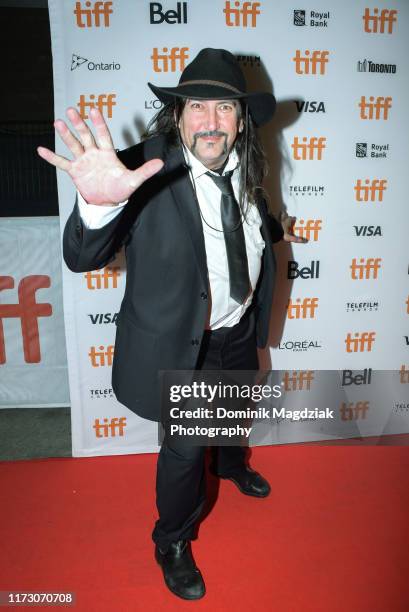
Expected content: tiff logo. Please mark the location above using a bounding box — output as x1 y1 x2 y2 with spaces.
287 298 319 319
93 417 127 437
84 266 121 289
89 345 114 367
223 1 261 27
293 219 322 241
359 96 392 120
340 401 369 420
293 50 329 75
151 47 189 72
406 296 409 314
74 1 113 27
292 137 326 160
78 94 116 119
350 258 382 280
0 275 52 364
282 370 315 391
363 8 398 34
354 179 387 202
345 332 376 352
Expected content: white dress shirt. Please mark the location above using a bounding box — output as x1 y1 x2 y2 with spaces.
77 146 265 329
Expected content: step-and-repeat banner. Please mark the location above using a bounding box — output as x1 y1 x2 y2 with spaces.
47 0 409 456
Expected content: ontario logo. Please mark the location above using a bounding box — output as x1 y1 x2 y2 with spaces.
71 53 121 71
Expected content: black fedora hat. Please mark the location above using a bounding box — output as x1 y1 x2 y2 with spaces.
148 48 276 127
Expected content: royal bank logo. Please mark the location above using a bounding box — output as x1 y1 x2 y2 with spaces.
345 300 379 312
293 9 330 27
289 184 325 197
277 338 322 352
236 54 261 67
357 59 397 74
71 53 121 71
356 142 389 159
294 100 326 113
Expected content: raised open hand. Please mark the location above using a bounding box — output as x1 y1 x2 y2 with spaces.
37 107 164 206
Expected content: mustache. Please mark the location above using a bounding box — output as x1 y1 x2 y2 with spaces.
192 131 228 152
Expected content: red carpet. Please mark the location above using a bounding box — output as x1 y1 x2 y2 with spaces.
1 445 409 611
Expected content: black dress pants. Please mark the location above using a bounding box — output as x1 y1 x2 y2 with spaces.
152 309 259 551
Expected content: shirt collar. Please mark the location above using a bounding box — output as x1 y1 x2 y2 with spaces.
182 145 239 180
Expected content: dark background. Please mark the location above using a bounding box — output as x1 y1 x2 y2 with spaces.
1 0 57 216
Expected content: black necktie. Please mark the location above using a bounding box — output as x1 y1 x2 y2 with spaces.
206 171 250 304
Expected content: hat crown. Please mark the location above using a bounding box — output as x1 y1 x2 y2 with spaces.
179 48 246 93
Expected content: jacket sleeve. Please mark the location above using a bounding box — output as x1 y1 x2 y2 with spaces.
62 198 130 272
258 200 284 243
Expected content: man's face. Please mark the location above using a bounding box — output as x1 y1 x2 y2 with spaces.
178 99 243 170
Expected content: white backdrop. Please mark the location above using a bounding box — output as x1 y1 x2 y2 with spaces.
47 0 409 456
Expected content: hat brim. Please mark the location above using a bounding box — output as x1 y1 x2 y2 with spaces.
148 82 276 127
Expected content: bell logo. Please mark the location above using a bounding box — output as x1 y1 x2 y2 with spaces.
291 137 326 160
292 50 329 75
340 402 369 420
74 1 113 27
293 219 322 242
0 275 52 364
354 179 387 202
149 2 188 24
363 8 398 34
151 47 189 72
359 96 392 120
287 260 320 279
223 1 261 27
287 298 319 319
400 365 409 383
93 417 127 438
282 370 315 391
78 94 116 119
345 332 376 352
350 258 382 280
89 345 115 367
84 266 121 289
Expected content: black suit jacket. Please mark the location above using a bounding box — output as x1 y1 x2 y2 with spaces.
63 135 283 421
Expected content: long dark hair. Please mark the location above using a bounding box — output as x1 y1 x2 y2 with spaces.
143 100 268 206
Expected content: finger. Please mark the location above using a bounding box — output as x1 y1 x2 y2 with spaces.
128 159 164 190
89 107 115 150
54 119 84 158
37 146 71 172
66 107 96 150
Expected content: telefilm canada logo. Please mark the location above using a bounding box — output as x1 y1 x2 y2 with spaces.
357 59 397 74
236 54 261 68
356 142 390 159
345 301 379 313
90 388 114 399
71 53 121 71
289 184 325 197
293 9 330 27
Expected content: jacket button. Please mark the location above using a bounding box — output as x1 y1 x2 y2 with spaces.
200 292 208 300
191 339 199 346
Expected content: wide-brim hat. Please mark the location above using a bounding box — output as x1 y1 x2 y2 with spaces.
148 48 276 127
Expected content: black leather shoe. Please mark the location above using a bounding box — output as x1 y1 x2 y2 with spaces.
213 466 271 498
155 540 205 600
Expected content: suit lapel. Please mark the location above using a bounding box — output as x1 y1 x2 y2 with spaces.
164 145 209 288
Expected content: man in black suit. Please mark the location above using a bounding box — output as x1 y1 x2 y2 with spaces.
38 48 302 600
